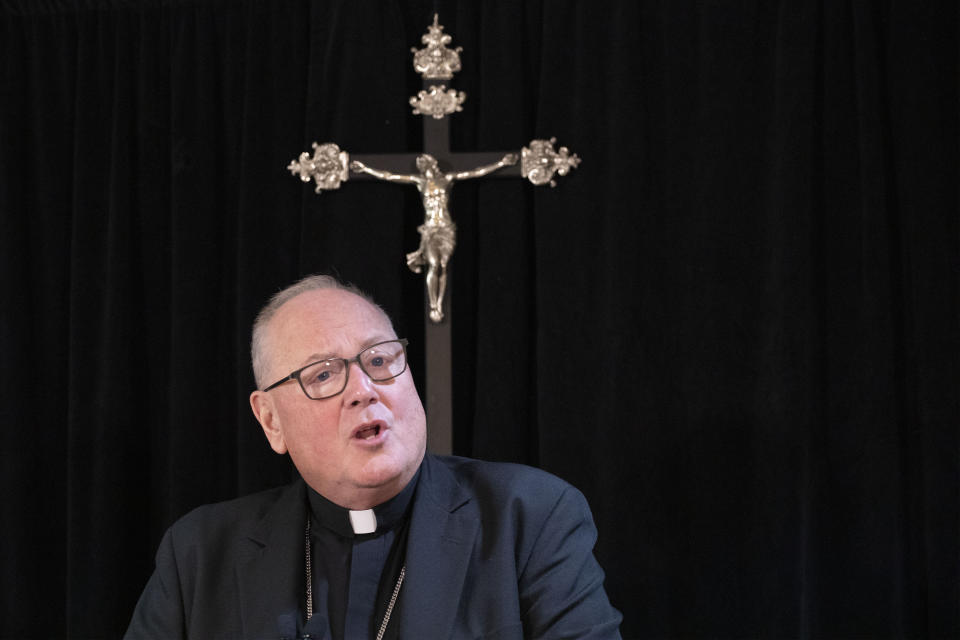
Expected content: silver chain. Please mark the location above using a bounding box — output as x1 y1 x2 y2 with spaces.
375 566 405 640
304 518 405 638
305 519 314 620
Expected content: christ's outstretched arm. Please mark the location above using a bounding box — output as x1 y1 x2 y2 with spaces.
349 160 423 185
450 153 517 181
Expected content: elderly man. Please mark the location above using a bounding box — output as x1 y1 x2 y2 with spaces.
125 275 622 639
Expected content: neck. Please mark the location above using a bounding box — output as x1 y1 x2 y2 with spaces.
306 467 422 539
314 479 407 511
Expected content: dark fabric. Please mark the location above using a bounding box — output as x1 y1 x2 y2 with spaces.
343 535 391 640
307 465 418 538
123 455 623 639
304 470 416 640
302 526 397 640
1 1 958 638
372 509 408 640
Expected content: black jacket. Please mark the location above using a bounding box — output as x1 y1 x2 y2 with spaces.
125 455 622 639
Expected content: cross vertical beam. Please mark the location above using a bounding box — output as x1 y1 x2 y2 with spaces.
288 15 580 456
422 111 452 454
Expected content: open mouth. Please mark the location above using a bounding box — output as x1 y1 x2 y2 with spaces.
354 424 382 440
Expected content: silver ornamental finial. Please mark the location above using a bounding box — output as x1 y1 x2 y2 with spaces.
521 138 581 187
409 85 466 119
411 14 463 80
287 142 350 193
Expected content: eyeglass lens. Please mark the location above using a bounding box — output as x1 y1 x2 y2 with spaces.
298 340 406 399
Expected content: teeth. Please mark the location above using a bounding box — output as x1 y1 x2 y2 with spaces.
357 425 380 439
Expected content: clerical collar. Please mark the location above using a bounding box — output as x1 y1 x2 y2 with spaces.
307 468 421 539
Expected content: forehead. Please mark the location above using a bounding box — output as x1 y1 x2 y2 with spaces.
268 288 395 358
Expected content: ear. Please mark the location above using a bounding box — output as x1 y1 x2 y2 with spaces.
250 390 288 454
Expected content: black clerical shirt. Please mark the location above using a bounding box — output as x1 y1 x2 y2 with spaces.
297 470 419 640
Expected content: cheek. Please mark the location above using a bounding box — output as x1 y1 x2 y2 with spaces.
280 403 341 450
392 386 427 438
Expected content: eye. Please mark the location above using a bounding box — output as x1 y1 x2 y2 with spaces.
302 360 343 387
359 342 405 379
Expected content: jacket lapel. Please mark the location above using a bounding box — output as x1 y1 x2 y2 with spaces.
236 479 308 638
400 455 478 639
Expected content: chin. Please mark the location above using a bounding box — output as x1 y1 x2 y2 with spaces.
355 454 415 490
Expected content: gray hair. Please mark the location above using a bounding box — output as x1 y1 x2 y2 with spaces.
250 274 390 389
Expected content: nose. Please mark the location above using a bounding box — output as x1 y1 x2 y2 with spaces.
343 360 379 407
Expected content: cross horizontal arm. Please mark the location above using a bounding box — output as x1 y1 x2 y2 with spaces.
349 151 522 180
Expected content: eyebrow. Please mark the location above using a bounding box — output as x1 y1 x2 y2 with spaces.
297 336 395 367
299 353 336 366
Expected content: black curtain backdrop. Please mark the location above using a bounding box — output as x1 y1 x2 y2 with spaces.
1 1 958 638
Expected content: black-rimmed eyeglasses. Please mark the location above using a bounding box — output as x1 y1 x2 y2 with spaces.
262 339 409 400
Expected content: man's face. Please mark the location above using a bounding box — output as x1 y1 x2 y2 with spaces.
250 288 427 509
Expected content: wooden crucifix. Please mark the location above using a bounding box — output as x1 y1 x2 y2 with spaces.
288 15 580 455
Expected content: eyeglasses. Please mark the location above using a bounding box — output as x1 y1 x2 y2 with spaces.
262 339 409 400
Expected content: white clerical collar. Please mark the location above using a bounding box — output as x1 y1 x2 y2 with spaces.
306 466 422 538
348 509 377 535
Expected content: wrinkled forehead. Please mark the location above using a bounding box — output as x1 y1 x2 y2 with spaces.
267 289 396 362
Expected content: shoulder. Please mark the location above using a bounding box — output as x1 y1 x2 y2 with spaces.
424 455 589 523
419 456 604 594
164 482 299 549
430 454 571 493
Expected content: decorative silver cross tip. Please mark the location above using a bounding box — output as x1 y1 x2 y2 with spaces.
409 85 467 119
287 142 350 193
521 138 582 187
411 14 463 80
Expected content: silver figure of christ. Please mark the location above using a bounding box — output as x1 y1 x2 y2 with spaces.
349 152 518 323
